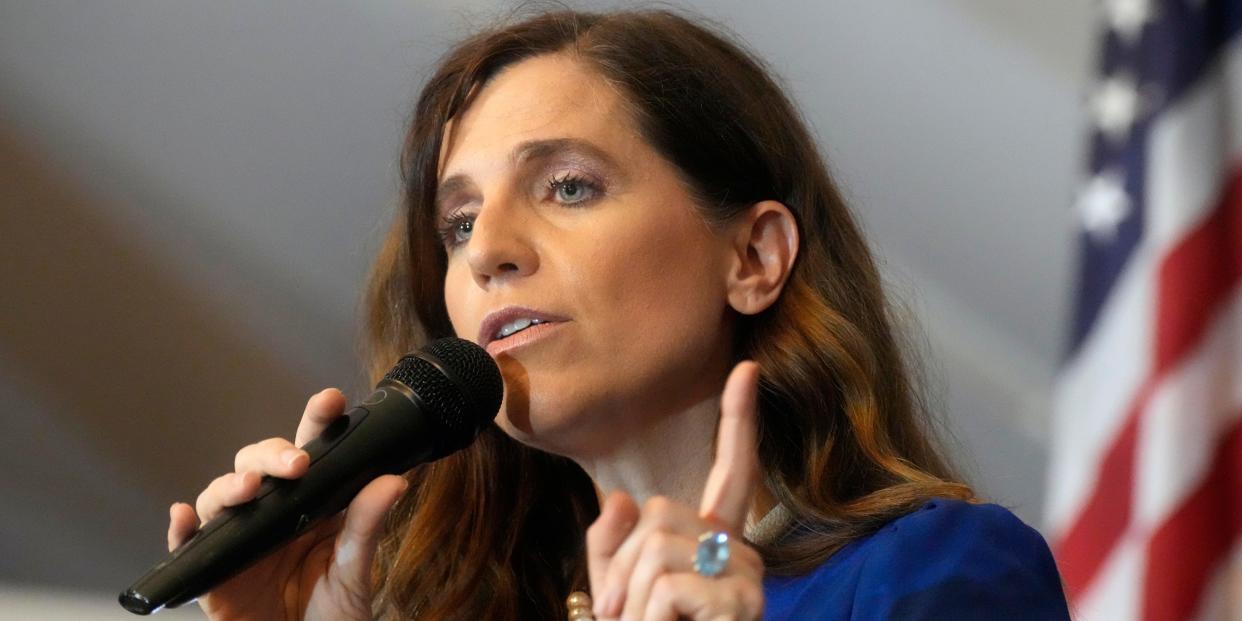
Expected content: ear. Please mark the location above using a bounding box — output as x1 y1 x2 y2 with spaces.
724 200 800 315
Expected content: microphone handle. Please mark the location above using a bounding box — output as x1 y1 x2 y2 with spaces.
119 381 431 615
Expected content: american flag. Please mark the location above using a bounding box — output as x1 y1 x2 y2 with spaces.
1047 0 1242 619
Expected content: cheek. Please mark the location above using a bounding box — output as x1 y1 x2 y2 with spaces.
574 210 729 360
442 262 474 340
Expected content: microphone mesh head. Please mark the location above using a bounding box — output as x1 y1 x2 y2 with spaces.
382 337 502 454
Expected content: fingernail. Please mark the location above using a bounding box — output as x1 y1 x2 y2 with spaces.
282 449 304 466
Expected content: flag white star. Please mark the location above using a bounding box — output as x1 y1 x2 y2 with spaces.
1090 73 1142 141
1103 0 1155 43
1077 170 1132 241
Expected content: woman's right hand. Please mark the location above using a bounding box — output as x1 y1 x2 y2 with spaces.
166 388 409 621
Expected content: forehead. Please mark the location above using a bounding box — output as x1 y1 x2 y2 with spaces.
438 54 640 177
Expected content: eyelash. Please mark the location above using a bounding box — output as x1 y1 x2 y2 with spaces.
435 172 603 249
435 212 472 249
546 172 599 204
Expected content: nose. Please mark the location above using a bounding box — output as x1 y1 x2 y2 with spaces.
464 194 539 288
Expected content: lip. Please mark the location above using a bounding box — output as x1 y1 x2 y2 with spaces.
478 305 571 351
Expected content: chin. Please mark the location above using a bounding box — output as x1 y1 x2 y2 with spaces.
493 398 610 460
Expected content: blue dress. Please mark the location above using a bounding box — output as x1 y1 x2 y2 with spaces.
762 498 1070 620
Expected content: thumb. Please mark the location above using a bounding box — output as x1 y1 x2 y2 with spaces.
327 474 408 601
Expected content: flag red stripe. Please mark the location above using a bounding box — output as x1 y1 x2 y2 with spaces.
1141 415 1242 621
1055 164 1242 600
1055 403 1142 599
1154 170 1242 371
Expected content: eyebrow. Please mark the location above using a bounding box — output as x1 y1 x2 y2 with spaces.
512 137 618 167
435 137 620 213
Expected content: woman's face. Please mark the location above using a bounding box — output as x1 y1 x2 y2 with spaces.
439 54 738 457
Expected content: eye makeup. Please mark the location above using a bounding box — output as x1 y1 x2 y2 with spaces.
432 137 626 249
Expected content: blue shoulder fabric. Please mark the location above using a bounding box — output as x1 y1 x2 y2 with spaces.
762 499 1070 620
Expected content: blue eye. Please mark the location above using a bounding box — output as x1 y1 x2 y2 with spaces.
436 213 474 249
548 173 599 205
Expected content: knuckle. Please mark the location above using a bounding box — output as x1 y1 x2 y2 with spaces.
644 495 671 514
256 437 292 458
649 573 676 605
208 473 233 492
643 530 673 556
257 437 288 450
203 475 230 501
195 483 220 517
233 444 257 470
643 495 675 524
234 438 290 471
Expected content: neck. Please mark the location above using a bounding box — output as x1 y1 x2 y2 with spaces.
570 392 777 528
576 393 717 508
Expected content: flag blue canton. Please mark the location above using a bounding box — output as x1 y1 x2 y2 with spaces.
1069 0 1242 359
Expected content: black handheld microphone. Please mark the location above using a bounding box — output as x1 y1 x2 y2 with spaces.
118 337 503 615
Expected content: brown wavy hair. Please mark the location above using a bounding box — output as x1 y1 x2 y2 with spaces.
362 8 973 620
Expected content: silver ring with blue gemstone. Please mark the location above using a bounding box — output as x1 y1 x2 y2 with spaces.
692 530 730 577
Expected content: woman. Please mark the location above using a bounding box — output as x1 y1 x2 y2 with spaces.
167 9 1070 620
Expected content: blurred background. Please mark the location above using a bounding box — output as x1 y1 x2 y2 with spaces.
0 0 1097 617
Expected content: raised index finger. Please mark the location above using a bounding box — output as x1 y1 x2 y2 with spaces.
698 360 761 533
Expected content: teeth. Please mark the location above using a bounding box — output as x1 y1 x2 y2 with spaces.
495 317 545 339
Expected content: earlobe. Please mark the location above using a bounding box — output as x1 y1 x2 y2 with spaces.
725 200 800 315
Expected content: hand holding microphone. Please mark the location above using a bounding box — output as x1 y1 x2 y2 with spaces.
163 390 402 621
119 338 502 618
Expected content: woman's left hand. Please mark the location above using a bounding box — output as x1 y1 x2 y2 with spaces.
587 361 765 621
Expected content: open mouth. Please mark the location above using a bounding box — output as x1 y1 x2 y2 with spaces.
493 317 552 341
478 307 571 354
484 319 566 355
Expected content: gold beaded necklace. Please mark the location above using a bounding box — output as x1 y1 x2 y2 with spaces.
565 590 595 620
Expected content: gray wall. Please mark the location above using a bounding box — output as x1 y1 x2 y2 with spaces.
0 0 1096 600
